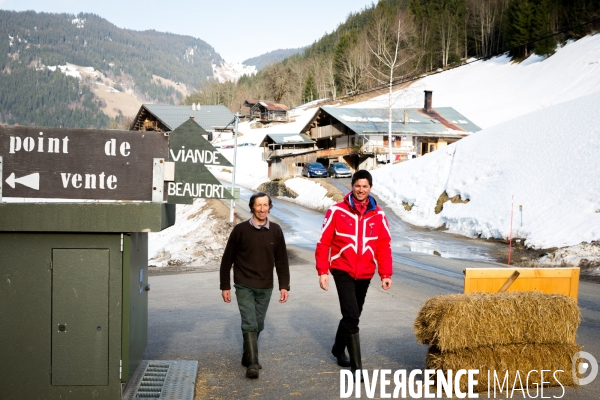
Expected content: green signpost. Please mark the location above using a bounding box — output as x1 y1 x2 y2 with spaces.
0 126 174 400
166 118 234 204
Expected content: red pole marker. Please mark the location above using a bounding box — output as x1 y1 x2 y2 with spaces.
508 195 514 265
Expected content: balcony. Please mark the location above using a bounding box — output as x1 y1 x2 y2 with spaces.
309 123 345 139
262 148 316 161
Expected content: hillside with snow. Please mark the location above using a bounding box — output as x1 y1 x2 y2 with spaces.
151 35 600 271
371 91 600 250
212 61 257 83
350 34 600 129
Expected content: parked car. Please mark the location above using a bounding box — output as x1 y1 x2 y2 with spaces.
238 142 255 147
327 162 352 178
302 162 328 178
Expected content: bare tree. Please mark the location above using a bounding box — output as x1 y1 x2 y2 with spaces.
367 12 417 162
340 38 369 95
324 56 337 100
470 0 499 56
438 8 456 67
263 63 296 103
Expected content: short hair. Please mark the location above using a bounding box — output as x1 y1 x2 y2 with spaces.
249 192 272 210
351 170 372 187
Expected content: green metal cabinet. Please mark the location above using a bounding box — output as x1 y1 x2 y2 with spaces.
0 203 174 400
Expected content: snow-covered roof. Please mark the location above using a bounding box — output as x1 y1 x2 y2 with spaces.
132 104 234 132
261 133 314 145
304 107 481 137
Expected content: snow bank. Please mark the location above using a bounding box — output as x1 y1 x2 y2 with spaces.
148 198 232 268
283 178 335 212
372 91 600 250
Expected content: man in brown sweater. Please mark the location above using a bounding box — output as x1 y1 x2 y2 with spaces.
220 192 290 379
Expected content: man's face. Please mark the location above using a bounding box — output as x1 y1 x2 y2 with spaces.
252 195 270 223
352 178 371 202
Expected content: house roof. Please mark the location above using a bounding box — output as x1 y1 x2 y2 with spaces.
261 133 315 145
303 107 481 137
132 104 235 132
244 99 290 112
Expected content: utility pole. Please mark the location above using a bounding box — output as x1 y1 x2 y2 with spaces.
229 113 239 223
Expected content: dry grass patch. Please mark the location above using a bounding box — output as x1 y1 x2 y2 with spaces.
435 190 469 214
317 180 345 202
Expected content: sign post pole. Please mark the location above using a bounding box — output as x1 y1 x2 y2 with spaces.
229 113 239 223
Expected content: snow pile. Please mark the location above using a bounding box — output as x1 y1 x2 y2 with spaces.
148 198 232 268
212 61 257 83
209 147 269 190
534 242 600 274
352 34 600 129
371 91 600 251
283 178 335 211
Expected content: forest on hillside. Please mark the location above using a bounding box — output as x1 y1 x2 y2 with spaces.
184 0 600 111
242 47 307 70
0 10 221 128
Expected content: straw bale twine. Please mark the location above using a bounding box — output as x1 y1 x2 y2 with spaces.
427 343 582 393
414 291 580 351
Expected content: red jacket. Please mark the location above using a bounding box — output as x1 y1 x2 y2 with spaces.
315 193 392 280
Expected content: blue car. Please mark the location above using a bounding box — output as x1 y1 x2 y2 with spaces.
302 162 328 178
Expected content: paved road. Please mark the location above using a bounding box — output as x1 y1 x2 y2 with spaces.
144 245 600 399
143 181 600 399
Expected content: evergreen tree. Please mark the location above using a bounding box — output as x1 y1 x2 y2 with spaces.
506 0 534 58
302 74 317 104
531 0 556 56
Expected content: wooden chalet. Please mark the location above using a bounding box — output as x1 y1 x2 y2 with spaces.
130 104 235 140
243 99 290 123
300 91 481 170
260 133 317 180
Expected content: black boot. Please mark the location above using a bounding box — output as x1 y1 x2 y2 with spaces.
331 322 350 367
346 332 363 382
242 332 262 369
242 332 259 379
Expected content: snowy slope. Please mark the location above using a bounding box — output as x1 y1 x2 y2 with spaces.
351 35 600 129
150 35 600 268
371 91 600 250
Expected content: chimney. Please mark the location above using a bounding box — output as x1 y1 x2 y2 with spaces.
190 116 195 120
403 110 408 125
424 90 433 113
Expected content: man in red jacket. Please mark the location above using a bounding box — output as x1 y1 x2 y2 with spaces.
315 169 392 379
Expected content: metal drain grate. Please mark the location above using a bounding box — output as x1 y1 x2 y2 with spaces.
134 363 170 398
123 360 198 400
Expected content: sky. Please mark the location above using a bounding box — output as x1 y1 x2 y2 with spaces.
1 0 376 63
148 35 600 271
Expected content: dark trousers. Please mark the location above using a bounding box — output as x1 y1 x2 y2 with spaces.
234 284 273 334
331 269 371 335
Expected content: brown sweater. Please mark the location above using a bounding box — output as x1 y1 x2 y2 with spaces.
219 220 290 291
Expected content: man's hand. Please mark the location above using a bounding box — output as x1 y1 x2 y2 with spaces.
222 290 231 303
319 274 329 291
381 278 392 290
279 289 289 303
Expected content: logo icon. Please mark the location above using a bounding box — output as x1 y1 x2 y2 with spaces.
572 351 598 386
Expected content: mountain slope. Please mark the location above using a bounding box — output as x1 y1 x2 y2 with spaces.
242 47 306 70
0 10 223 128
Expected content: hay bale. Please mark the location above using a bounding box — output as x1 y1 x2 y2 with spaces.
414 292 580 351
426 343 582 393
